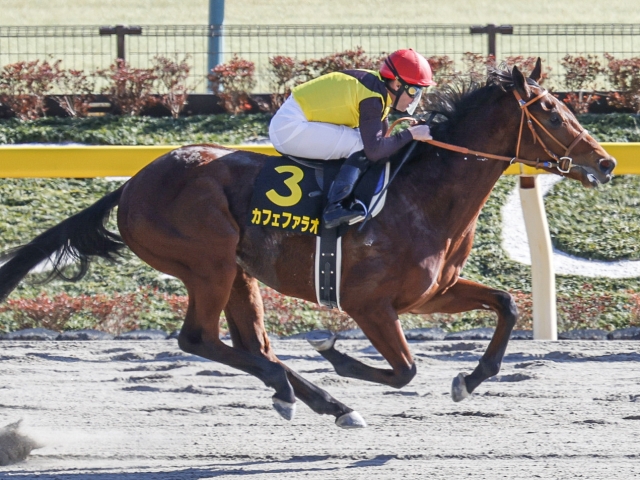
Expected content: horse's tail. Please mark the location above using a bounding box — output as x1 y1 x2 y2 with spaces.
0 186 126 302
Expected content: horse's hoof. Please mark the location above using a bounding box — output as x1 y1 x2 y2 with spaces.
306 330 336 352
335 411 367 429
272 397 296 421
451 372 471 402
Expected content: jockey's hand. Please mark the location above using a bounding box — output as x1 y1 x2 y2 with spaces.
409 124 432 142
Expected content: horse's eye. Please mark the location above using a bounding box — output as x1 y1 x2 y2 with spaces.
549 113 562 126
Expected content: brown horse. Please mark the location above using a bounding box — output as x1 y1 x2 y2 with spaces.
0 62 615 428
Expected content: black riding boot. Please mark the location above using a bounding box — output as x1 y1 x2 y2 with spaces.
323 151 371 229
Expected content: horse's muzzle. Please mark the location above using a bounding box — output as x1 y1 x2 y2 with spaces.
598 157 616 177
580 156 616 187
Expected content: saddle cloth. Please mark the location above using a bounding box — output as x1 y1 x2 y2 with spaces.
248 155 389 236
249 154 390 310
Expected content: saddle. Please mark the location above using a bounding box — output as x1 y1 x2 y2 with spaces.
249 154 391 309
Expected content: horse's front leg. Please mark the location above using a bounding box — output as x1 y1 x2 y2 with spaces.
308 302 417 389
412 278 518 401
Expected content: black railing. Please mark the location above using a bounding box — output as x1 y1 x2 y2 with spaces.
0 23 639 92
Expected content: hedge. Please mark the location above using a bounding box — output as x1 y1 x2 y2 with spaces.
0 113 639 334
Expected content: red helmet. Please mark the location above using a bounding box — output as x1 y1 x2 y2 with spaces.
380 49 436 87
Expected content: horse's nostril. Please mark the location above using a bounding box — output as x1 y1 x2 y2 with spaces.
599 158 616 175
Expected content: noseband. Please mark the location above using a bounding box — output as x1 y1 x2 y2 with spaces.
391 88 589 173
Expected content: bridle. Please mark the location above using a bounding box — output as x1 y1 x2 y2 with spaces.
512 89 588 173
389 88 589 174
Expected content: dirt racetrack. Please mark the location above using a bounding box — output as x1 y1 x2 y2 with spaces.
0 337 639 479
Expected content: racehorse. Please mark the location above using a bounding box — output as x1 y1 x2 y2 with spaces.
0 61 615 428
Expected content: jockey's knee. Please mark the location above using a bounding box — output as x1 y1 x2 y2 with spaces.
344 150 371 169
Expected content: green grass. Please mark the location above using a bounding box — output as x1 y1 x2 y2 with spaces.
2 1 209 26
1 113 640 334
576 114 640 142
0 115 269 146
541 114 640 262
546 176 640 261
3 0 636 26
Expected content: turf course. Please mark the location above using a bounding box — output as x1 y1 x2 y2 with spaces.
0 113 639 335
2 0 638 26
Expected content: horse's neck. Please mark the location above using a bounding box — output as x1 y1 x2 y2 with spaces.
403 108 516 238
404 94 519 236
451 99 518 196
411 141 508 204
416 157 504 233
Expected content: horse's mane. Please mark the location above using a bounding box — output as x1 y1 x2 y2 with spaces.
422 65 539 144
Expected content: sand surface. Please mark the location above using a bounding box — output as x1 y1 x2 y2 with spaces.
0 338 639 479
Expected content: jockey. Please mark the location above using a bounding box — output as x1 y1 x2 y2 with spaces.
269 48 436 229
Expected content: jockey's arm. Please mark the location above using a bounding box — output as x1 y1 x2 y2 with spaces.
359 97 413 162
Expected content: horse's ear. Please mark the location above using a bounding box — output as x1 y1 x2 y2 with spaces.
529 58 542 83
512 65 531 99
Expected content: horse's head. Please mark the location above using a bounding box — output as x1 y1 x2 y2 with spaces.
510 59 615 187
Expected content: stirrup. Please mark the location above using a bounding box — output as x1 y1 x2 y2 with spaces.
323 201 366 229
349 199 368 222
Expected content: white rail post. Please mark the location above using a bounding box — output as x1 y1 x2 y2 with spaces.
518 175 557 340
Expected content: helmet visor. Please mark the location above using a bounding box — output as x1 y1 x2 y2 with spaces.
406 88 423 115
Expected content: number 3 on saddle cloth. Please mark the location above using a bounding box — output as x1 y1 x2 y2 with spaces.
249 155 391 310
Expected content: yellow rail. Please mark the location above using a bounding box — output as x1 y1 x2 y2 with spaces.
0 145 279 178
504 143 640 175
0 143 637 177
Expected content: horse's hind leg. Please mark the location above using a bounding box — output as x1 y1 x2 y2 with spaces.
224 267 366 428
308 302 417 389
118 164 296 420
177 271 297 420
412 278 517 402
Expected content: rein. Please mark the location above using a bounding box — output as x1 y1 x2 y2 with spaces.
388 89 589 174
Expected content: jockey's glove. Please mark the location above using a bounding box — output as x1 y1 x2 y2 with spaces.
409 124 432 142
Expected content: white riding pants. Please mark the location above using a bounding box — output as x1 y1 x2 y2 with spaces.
268 96 364 160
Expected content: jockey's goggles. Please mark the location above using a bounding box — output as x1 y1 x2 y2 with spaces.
403 84 423 98
384 58 424 98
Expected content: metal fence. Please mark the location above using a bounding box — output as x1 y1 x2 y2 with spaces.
499 25 640 89
1 24 640 92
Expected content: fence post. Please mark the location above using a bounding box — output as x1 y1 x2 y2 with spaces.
208 0 225 91
519 175 558 341
469 24 514 57
98 25 142 62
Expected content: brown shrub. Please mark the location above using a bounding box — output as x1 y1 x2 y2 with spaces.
0 59 63 120
97 59 159 116
208 54 256 115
